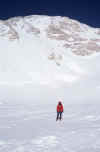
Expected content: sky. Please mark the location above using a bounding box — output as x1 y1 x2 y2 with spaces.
0 0 100 27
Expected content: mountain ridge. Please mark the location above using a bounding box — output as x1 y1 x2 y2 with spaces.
0 15 100 56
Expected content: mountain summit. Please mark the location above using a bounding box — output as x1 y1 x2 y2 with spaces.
0 15 100 101
0 15 100 56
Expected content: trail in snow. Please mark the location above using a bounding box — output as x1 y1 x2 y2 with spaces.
0 102 100 152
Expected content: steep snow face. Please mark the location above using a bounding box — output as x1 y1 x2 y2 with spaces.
0 15 100 103
0 15 100 55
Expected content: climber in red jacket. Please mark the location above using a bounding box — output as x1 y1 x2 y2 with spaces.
56 101 64 121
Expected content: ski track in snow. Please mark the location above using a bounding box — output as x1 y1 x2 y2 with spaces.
0 102 100 152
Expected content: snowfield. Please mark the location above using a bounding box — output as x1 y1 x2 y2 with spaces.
0 15 100 151
0 102 100 152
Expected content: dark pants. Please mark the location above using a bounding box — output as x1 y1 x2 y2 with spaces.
56 112 62 120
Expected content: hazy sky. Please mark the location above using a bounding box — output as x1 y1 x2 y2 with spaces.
0 0 100 27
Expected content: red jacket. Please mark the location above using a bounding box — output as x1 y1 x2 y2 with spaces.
57 104 63 112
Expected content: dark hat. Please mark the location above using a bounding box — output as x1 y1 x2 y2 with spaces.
58 101 62 105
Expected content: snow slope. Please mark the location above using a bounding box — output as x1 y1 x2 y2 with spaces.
0 15 100 103
0 15 100 152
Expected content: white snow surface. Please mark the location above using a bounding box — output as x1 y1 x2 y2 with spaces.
0 15 100 151
0 102 100 152
0 15 100 103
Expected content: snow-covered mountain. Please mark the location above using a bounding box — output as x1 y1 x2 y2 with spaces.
0 15 100 103
1 15 100 152
1 15 100 55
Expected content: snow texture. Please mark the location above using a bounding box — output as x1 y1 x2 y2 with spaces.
0 15 100 151
0 102 100 152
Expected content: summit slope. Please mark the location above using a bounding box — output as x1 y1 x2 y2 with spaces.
0 15 100 103
0 15 100 56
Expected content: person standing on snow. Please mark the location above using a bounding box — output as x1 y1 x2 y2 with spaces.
56 101 64 121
